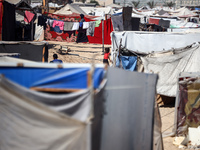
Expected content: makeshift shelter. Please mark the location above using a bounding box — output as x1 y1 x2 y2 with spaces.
111 31 200 54
54 4 86 15
0 41 48 62
172 7 197 17
174 72 200 137
0 62 162 150
1 0 36 41
141 43 200 97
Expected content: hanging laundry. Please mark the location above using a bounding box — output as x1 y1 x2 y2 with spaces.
95 20 101 27
86 21 95 36
24 11 35 23
52 20 64 30
83 22 89 29
72 22 79 30
64 22 74 31
46 19 54 27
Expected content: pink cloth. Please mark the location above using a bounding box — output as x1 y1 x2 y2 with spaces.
24 11 35 23
52 20 64 30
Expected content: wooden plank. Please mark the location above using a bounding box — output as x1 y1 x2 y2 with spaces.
87 71 92 88
30 87 81 93
42 46 45 62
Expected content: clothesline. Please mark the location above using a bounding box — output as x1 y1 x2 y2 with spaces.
37 15 101 36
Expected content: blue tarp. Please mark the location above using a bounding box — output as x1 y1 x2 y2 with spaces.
0 66 104 89
116 56 137 71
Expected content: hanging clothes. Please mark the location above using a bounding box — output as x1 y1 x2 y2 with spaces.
46 19 54 27
72 22 79 30
2 1 16 41
64 22 74 31
0 0 3 35
52 20 64 31
86 22 95 36
83 22 89 29
95 20 101 27
24 11 35 23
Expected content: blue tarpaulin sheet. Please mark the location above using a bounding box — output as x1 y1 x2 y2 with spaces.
0 66 104 89
116 56 137 71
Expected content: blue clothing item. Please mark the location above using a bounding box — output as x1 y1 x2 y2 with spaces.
53 26 62 33
52 59 63 63
79 22 83 27
116 55 137 71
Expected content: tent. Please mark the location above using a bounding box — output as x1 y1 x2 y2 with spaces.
0 41 48 62
174 72 200 137
111 31 200 54
0 62 162 150
54 4 87 15
141 43 200 97
1 0 36 41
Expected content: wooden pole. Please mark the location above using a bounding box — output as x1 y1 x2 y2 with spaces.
102 19 104 53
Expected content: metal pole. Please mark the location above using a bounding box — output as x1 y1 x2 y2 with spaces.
102 19 104 53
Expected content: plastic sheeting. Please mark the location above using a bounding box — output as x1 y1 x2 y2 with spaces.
175 73 200 136
0 76 90 150
111 31 200 54
0 63 104 90
141 43 200 97
101 67 158 150
116 55 137 71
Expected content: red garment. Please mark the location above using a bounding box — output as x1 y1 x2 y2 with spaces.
24 11 35 23
104 52 110 59
149 18 160 25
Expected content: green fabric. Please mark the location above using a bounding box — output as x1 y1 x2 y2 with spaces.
95 20 101 27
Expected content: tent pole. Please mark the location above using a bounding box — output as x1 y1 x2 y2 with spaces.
102 19 104 53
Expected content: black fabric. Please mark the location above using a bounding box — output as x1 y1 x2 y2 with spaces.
2 1 16 41
131 17 140 31
15 21 36 41
159 19 170 28
0 42 48 62
76 27 88 43
38 15 48 29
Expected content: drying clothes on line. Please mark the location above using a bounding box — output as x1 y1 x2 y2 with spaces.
83 22 89 29
72 22 79 30
95 20 101 27
53 26 62 33
24 11 35 23
86 22 95 36
46 19 54 27
52 20 64 30
64 22 74 31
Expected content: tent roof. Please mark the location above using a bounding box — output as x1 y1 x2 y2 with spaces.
54 4 86 15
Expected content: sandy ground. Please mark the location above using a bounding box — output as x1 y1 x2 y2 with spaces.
48 41 179 150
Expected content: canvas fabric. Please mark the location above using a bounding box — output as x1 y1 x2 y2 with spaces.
101 67 158 150
141 44 200 97
0 76 91 150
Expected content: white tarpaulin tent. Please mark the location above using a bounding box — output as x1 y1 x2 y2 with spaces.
111 31 200 55
141 43 200 97
54 4 86 15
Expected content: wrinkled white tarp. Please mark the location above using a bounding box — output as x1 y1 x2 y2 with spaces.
111 31 200 55
0 76 90 150
141 43 200 97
